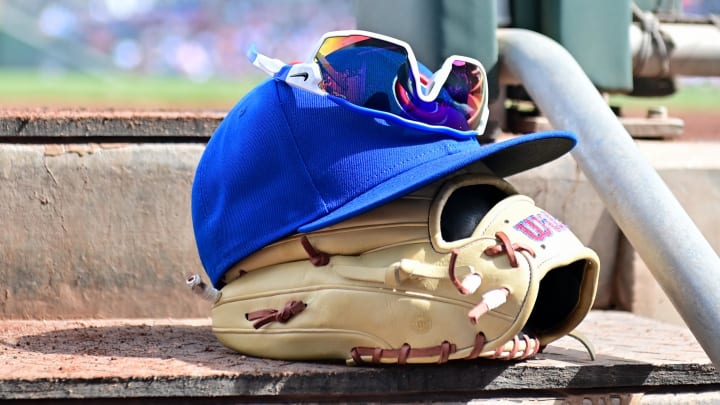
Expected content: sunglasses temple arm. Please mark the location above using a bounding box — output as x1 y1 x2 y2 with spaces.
247 44 286 76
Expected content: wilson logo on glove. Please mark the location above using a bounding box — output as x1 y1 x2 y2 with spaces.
514 212 569 242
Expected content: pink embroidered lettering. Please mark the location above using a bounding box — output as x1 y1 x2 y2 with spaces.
514 211 568 241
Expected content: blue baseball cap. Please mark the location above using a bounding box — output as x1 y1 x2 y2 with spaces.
192 78 576 286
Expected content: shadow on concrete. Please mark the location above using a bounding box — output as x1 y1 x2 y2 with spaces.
7 320 718 400
5 322 527 397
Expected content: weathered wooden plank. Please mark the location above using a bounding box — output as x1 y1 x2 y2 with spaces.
0 109 223 137
1 311 717 400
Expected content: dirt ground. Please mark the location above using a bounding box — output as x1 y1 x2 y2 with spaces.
625 109 719 141
673 110 718 141
2 106 712 140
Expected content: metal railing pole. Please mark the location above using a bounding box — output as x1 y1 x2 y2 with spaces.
497 28 720 366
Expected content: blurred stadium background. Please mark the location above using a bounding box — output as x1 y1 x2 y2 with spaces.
0 0 356 79
0 0 717 110
0 0 355 108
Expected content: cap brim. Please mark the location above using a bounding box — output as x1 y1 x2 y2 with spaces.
299 130 576 232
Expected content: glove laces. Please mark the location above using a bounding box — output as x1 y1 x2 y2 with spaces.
448 231 535 324
245 300 308 329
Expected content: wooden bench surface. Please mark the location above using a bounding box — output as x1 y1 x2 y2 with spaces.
1 310 717 402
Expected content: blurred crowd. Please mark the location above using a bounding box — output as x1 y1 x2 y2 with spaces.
2 0 718 82
2 0 356 81
682 0 720 15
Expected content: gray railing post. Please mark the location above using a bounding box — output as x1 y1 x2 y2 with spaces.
498 28 720 367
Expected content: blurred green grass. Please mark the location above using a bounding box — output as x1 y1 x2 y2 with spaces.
0 69 717 111
0 70 265 109
609 83 720 112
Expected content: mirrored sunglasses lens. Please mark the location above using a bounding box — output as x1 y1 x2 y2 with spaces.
314 35 485 131
315 35 409 104
445 61 485 130
397 60 484 131
317 35 408 61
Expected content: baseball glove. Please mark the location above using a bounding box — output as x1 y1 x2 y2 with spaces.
193 173 600 365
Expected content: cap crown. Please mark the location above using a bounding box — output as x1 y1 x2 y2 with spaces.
192 79 576 286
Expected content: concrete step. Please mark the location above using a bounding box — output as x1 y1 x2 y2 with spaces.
2 311 718 403
1 110 718 402
1 110 719 321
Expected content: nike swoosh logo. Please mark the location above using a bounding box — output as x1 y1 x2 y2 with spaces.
290 72 309 81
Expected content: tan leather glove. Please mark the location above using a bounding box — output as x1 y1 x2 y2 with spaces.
206 173 600 365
